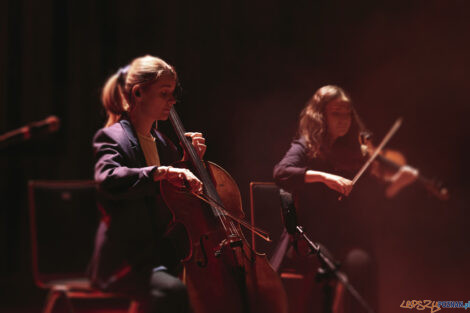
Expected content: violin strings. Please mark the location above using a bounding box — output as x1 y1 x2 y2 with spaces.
338 118 402 202
352 118 403 185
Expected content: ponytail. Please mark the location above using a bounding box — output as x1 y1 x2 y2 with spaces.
100 55 176 127
101 72 128 127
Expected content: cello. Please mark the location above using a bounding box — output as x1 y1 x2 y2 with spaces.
161 107 289 313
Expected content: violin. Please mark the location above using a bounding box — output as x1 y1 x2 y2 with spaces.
338 117 449 201
160 107 288 313
360 131 449 201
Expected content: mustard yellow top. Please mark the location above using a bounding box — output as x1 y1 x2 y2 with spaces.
137 133 161 166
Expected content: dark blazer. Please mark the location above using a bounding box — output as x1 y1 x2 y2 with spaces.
88 119 181 291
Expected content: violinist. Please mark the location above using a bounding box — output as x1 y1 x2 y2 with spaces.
88 55 206 313
273 85 418 313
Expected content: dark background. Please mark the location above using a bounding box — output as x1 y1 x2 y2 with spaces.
1 0 469 312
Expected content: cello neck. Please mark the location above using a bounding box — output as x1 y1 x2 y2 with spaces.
168 107 227 215
169 108 208 179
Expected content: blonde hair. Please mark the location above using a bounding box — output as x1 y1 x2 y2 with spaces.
101 55 177 127
298 85 353 158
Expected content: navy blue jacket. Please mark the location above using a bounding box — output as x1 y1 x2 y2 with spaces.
88 119 181 290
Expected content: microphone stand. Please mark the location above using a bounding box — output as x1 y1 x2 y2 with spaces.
294 225 376 313
0 116 60 150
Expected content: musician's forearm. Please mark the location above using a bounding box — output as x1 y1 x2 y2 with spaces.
304 170 327 183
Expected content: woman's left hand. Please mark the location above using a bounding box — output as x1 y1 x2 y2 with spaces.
394 165 419 185
385 165 419 198
183 132 206 160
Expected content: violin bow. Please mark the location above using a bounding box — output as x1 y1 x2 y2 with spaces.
339 117 403 200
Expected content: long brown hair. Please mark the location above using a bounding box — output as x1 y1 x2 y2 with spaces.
298 85 362 161
101 55 177 127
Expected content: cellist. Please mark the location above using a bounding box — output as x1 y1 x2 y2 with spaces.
88 55 206 313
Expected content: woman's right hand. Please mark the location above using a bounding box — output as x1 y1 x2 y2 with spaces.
320 173 353 196
323 173 353 196
305 170 353 195
155 166 203 194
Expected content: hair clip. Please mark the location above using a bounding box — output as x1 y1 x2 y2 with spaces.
117 65 130 86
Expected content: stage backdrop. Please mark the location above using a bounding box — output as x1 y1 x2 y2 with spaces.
1 0 469 312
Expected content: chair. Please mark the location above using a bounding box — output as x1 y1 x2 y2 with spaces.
248 182 284 258
28 180 139 313
249 182 347 313
249 182 303 274
249 182 309 312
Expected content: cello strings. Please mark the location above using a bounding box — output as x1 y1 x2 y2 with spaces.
196 192 268 238
193 192 271 242
190 191 272 242
170 108 233 235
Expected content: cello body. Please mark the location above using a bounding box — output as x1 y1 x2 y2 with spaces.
161 160 288 313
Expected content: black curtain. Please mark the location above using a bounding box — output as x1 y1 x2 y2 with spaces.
1 0 470 310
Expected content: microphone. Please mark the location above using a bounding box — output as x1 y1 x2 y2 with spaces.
279 189 298 235
0 115 61 149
